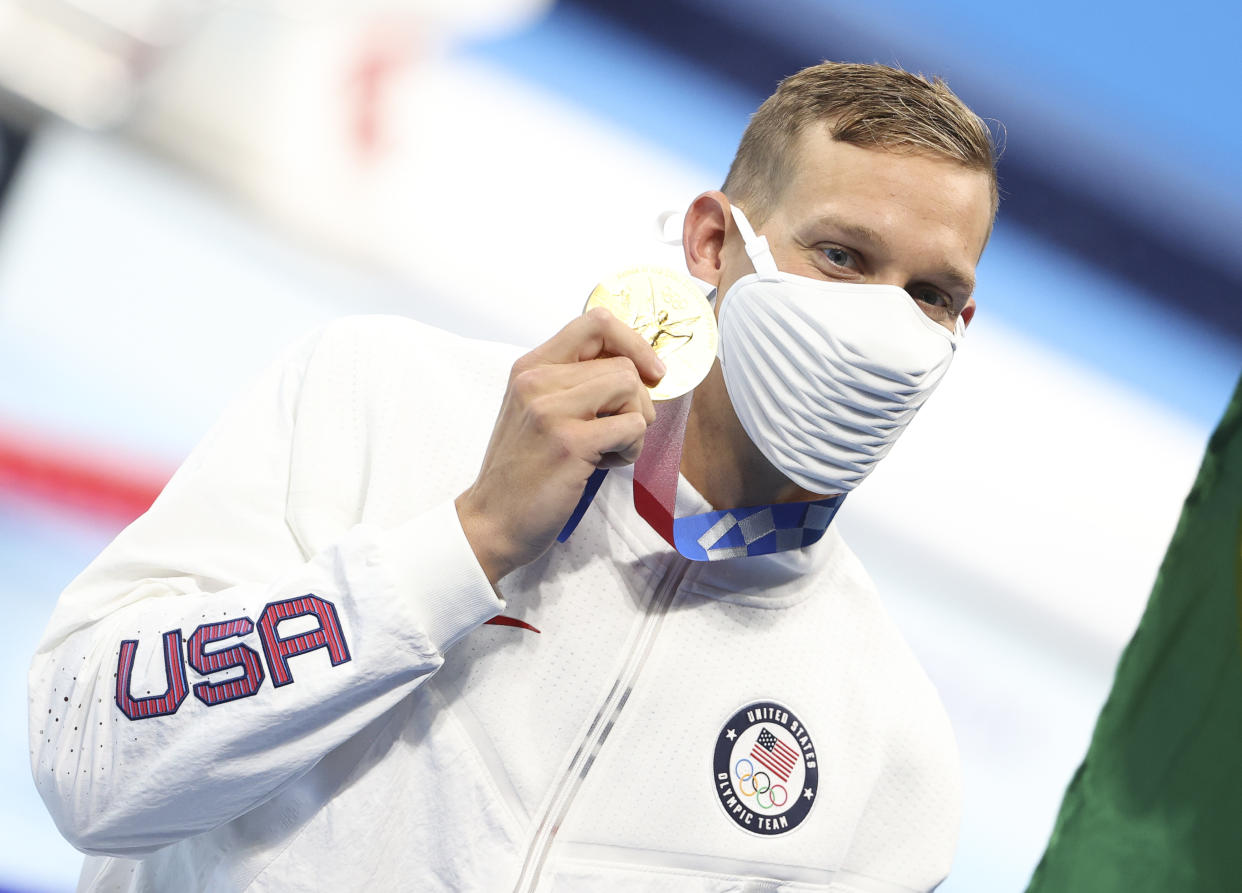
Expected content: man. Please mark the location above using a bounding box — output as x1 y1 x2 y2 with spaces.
30 62 997 891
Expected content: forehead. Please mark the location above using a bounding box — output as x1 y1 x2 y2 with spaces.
775 125 994 264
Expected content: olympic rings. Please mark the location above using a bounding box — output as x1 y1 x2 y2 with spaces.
755 783 788 810
735 764 771 798
734 747 791 811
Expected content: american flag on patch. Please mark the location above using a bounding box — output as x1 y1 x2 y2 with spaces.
751 726 800 782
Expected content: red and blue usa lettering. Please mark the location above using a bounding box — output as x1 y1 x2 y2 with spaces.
113 595 351 719
257 595 351 687
186 617 265 706
115 630 190 720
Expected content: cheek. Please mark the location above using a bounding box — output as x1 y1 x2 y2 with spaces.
713 252 756 316
770 245 820 278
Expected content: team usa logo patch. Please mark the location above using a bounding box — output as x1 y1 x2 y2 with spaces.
713 701 819 835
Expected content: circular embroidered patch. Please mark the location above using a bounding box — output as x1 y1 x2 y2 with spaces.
712 701 819 835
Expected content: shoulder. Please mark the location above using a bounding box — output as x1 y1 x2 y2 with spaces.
290 315 525 412
282 316 525 545
309 314 525 376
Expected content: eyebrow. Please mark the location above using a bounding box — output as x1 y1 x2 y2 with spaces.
933 266 976 297
813 217 977 297
818 218 891 252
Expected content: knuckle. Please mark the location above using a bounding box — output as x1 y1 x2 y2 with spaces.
585 306 615 326
621 430 646 462
605 355 640 382
510 354 536 380
604 368 634 391
527 394 556 431
615 412 646 442
510 368 541 401
614 354 640 374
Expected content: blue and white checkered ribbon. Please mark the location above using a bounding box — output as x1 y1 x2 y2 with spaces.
558 392 843 561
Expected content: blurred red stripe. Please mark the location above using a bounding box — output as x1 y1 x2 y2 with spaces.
1 429 539 632
0 426 172 523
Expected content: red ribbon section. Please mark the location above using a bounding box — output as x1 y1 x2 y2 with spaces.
484 615 541 633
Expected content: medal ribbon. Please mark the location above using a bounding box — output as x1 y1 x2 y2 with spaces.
557 393 843 561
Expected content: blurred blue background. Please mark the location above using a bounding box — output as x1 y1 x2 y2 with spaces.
1 1 1238 890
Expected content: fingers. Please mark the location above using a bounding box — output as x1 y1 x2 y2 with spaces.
511 358 652 457
530 307 667 386
514 356 656 425
460 310 666 582
580 370 655 426
506 352 653 469
574 413 648 466
563 361 657 425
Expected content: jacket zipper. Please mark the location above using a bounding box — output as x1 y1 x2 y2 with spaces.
511 557 690 893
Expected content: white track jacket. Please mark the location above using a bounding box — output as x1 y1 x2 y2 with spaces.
29 315 961 892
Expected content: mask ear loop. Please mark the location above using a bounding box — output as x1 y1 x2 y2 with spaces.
654 209 719 305
655 209 684 245
728 205 780 280
658 205 780 279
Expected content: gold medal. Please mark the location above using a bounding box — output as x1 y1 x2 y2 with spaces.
585 266 718 401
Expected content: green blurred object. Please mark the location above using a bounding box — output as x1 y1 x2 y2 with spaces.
1026 372 1242 892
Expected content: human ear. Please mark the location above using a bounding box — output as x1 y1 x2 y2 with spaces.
961 297 976 328
682 191 730 287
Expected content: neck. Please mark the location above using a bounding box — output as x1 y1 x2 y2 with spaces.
679 364 818 509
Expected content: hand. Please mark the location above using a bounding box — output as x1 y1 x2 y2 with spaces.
456 308 666 583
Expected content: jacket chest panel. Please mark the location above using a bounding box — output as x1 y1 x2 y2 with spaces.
550 588 958 889
552 590 880 868
429 514 671 822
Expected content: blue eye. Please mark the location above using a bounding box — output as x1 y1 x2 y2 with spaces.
914 288 949 307
822 247 855 268
909 287 958 327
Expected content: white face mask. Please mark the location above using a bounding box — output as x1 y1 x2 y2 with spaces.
716 204 965 495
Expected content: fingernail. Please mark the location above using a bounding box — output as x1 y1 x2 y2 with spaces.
654 358 667 376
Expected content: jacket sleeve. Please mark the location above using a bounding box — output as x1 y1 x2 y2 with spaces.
27 321 503 857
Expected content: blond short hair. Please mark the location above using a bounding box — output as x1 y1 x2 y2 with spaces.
723 61 1000 223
